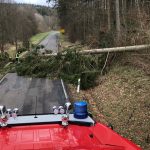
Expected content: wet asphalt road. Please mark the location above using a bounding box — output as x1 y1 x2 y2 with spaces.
0 73 66 115
39 31 60 54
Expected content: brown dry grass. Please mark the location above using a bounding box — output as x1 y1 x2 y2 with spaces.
69 53 150 149
60 34 89 51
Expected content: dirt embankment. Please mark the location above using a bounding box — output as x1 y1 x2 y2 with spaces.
69 52 150 150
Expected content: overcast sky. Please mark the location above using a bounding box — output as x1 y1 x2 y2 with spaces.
16 0 48 6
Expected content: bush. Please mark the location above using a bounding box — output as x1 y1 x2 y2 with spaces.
36 45 41 50
0 52 9 61
41 45 45 49
31 44 36 48
81 72 99 90
16 64 32 76
18 47 26 53
98 31 114 48
0 52 9 68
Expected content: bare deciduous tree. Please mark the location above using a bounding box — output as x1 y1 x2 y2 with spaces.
0 1 38 52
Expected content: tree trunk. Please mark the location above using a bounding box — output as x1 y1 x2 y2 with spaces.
115 0 121 41
81 44 150 54
136 0 143 30
15 39 18 52
0 43 4 53
48 45 150 56
107 0 111 31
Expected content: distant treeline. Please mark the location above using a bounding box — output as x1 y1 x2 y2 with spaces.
0 1 38 52
0 1 54 52
16 3 50 16
56 0 150 48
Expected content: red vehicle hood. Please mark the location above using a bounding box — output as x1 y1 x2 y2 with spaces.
0 123 141 150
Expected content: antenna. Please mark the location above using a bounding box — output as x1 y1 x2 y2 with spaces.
34 96 38 118
65 102 71 116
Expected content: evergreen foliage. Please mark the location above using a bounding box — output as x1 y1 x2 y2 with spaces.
16 49 106 89
0 52 9 68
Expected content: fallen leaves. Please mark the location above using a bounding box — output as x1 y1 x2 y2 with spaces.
69 64 150 150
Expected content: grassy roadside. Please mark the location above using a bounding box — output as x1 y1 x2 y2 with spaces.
1 31 51 60
1 31 50 59
30 31 50 45
69 61 150 149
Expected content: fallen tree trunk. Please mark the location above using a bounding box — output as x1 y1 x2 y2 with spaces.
43 44 150 56
80 44 150 54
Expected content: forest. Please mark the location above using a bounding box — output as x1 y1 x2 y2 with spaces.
0 0 54 53
55 0 150 48
51 1 150 149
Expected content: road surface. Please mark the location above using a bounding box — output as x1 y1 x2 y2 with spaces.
39 31 60 54
0 73 67 115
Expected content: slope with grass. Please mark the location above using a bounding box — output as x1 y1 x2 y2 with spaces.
69 52 150 150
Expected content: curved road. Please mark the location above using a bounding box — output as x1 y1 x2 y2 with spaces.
39 31 60 54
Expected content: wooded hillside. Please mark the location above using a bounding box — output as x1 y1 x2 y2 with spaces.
0 1 56 52
56 0 150 48
0 1 37 52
